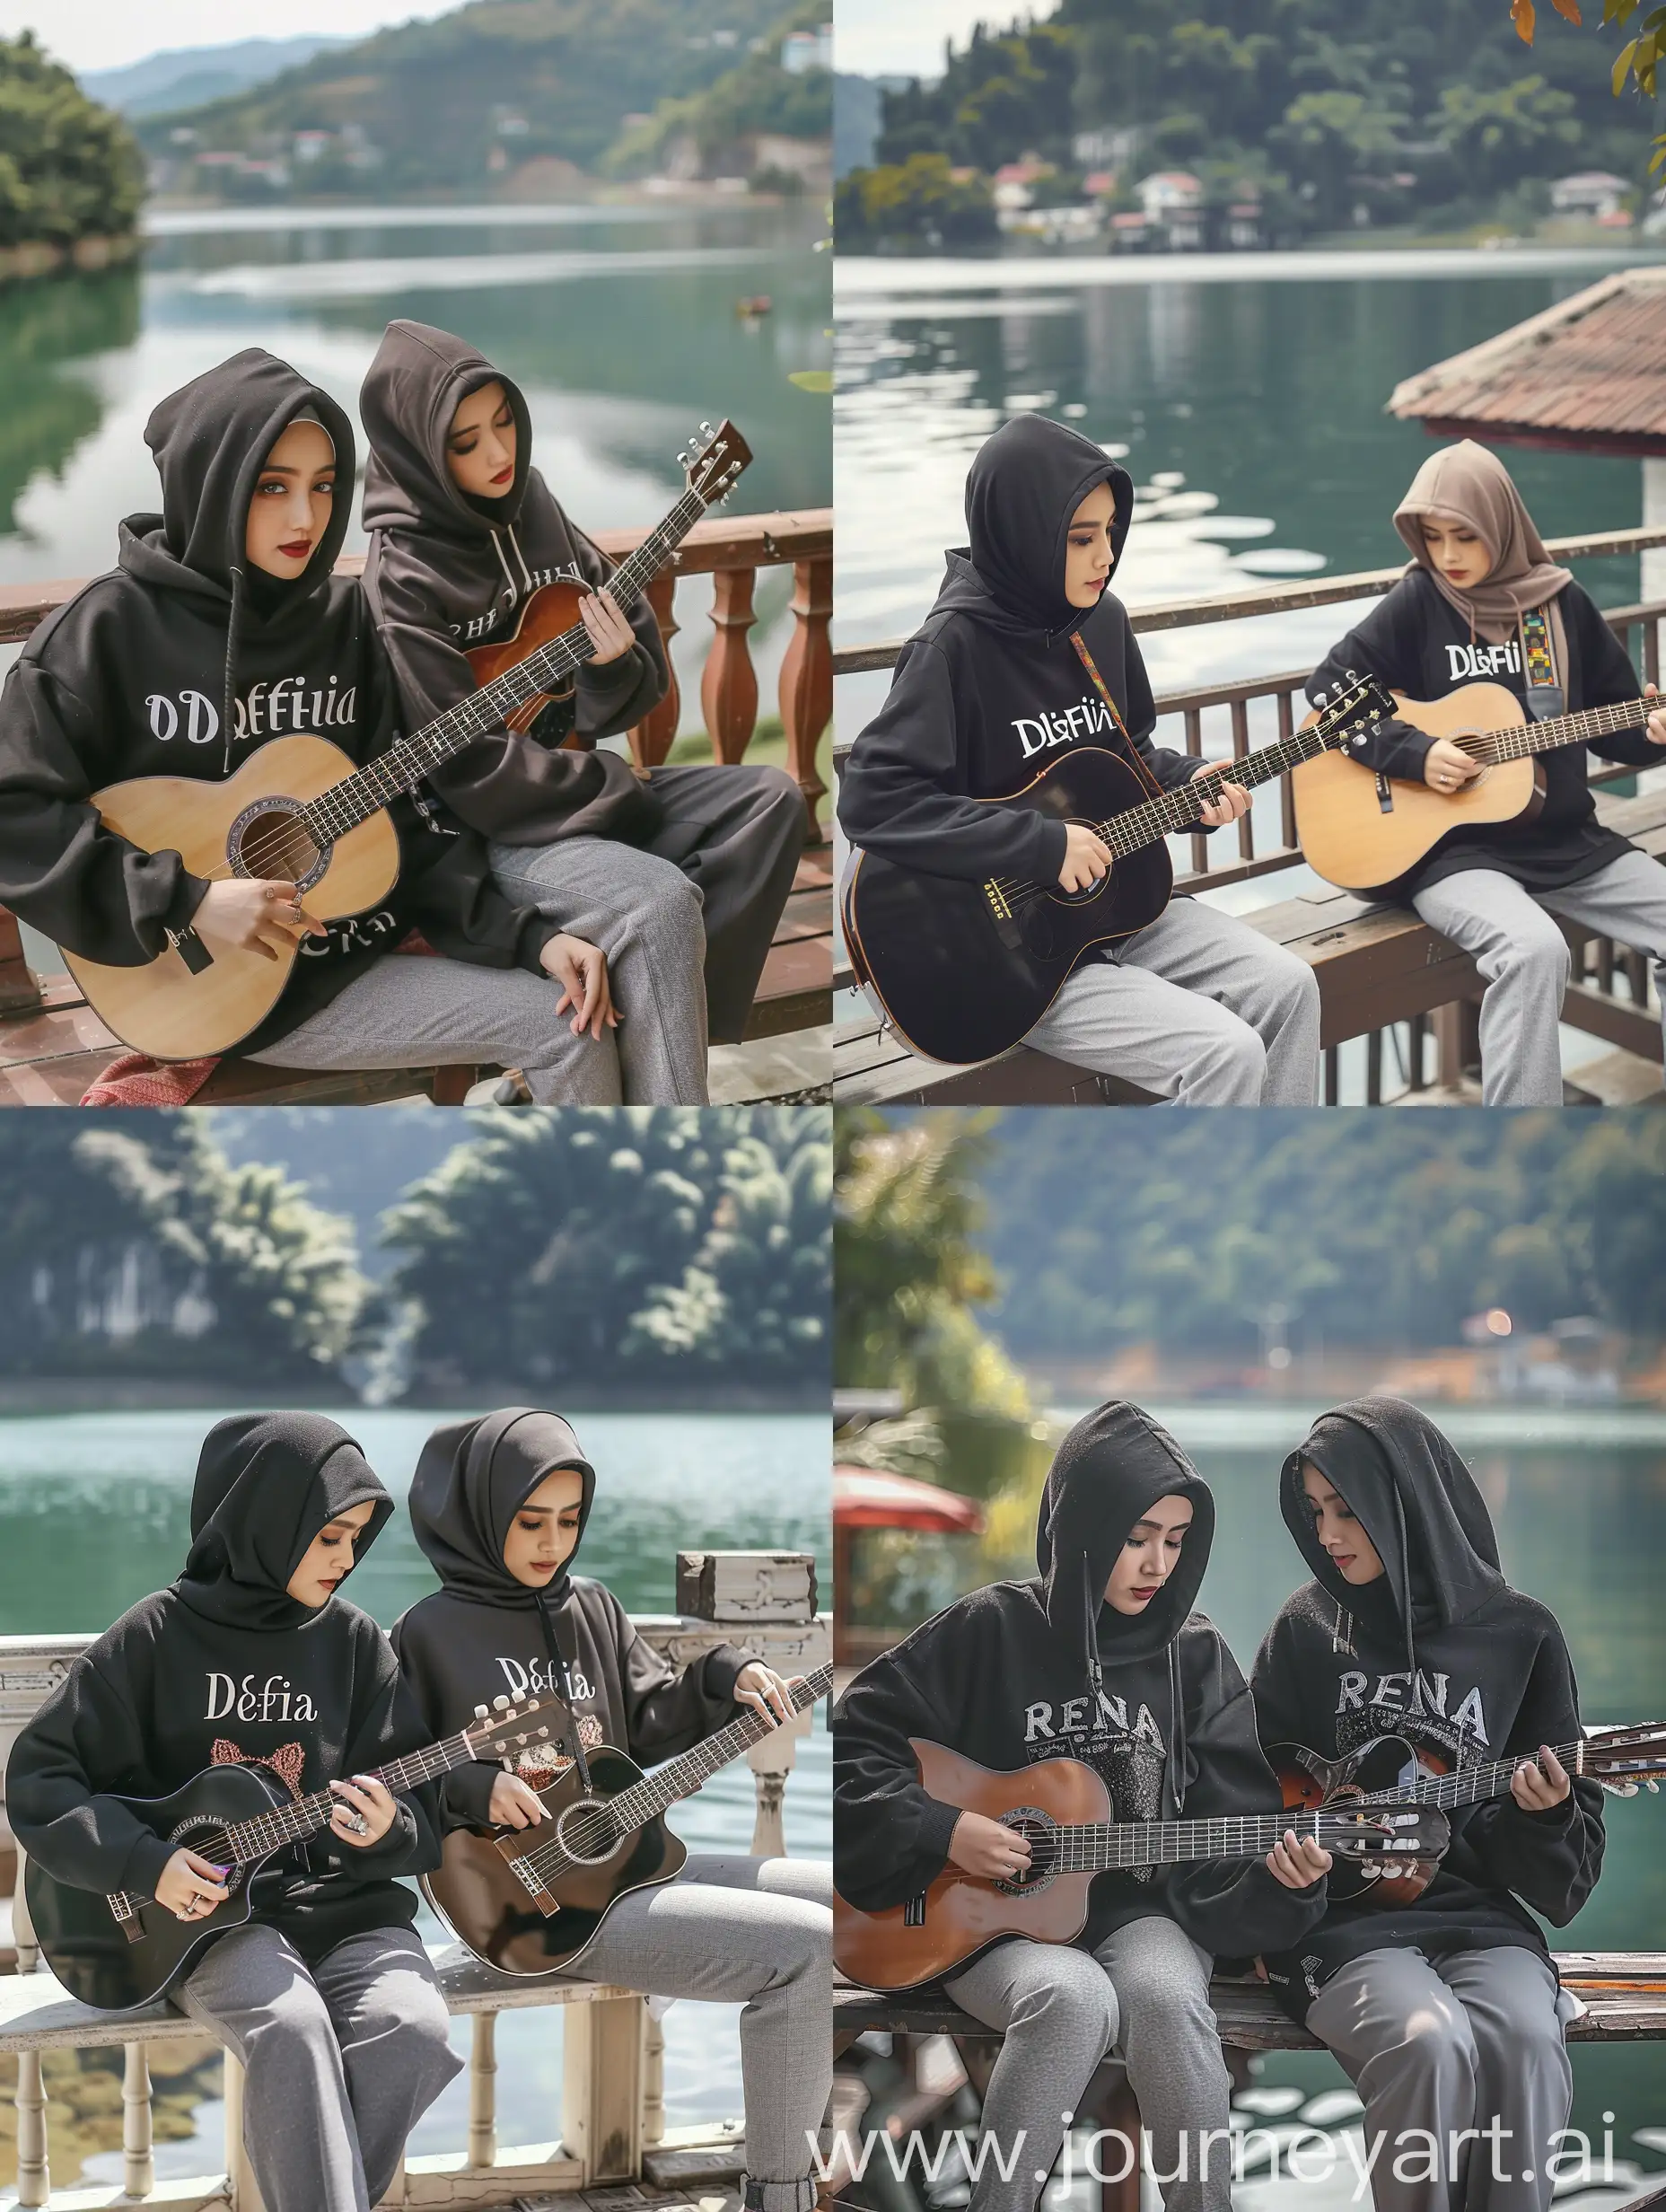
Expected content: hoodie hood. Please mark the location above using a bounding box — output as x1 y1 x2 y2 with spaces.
360 320 533 543
1036 1400 1214 1672
177 1412 392 1632
1281 1396 1504 1658
955 414 1134 637
408 1408 596 1611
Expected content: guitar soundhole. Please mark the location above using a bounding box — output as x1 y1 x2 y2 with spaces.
554 1795 619 1866
230 803 327 891
995 1811 1057 1894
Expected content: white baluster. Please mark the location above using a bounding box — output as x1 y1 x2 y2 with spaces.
644 2010 665 2149
14 2049 48 2208
223 2050 268 2212
468 2011 496 2169
123 2040 155 2197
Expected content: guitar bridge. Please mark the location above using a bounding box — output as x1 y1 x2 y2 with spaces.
108 1892 145 1945
982 882 1023 952
1375 773 1394 814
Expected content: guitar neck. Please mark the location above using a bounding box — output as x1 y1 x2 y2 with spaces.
572 1663 831 1840
1474 698 1647 766
1390 1736 1584 1813
1059 1809 1366 1872
300 484 708 843
1099 714 1346 861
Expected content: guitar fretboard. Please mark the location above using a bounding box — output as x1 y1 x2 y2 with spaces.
1460 698 1649 768
513 1663 832 1880
296 483 709 847
1051 1809 1408 1873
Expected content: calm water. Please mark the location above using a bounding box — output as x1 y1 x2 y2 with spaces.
0 1407 830 2175
832 246 1666 1089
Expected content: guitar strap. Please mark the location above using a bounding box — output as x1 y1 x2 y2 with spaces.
1069 631 1166 800
1519 604 1565 722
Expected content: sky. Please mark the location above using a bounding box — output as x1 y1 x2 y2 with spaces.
838 0 1048 81
0 1 451 75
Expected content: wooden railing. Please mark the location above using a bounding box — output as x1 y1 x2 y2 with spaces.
0 1552 830 2210
834 525 1666 1102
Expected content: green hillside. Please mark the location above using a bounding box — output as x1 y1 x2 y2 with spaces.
136 0 808 197
0 32 144 248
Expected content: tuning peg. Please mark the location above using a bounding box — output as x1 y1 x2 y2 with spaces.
1649 1779 1661 1794
493 1694 510 1709
678 451 689 466
474 1704 489 1719
700 420 713 434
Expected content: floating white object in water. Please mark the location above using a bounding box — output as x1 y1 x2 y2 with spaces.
1153 490 1218 517
1234 2086 1306 2116
1100 441 1131 458
1062 402 1087 417
1151 470 1187 487
1193 514 1276 540
1003 391 1057 410
1301 2089 1366 2126
1237 548 1328 576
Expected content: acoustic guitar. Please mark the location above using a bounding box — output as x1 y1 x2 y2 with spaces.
842 670 1394 1066
831 1739 1447 1990
425 1662 831 1976
1267 1717 1666 1909
24 1690 566 2013
55 419 751 1060
1293 682 1659 896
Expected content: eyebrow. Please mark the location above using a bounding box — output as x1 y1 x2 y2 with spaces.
258 463 333 478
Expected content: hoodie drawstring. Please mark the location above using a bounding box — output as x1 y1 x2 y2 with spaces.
507 523 535 597
223 565 244 777
1081 1552 1103 1710
490 530 519 605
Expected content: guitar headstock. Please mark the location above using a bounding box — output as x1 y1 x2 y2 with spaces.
682 419 752 510
1320 1804 1451 1861
1310 666 1398 754
464 1691 566 1762
1583 1721 1666 1795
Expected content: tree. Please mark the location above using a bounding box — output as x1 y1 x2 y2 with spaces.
0 34 144 248
835 153 997 248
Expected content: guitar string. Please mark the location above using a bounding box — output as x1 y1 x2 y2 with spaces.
970 1810 1430 1877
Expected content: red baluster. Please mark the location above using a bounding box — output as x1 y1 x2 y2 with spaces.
778 553 832 842
701 565 759 766
631 571 682 771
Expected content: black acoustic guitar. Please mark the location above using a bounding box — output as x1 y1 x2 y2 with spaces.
24 1691 566 2011
842 670 1394 1066
425 1662 831 1976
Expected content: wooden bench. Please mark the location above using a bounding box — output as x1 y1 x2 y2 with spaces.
833 789 1666 1106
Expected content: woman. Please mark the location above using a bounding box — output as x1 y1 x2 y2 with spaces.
835 1400 1331 2212
0 348 627 1100
837 413 1321 1103
1307 441 1666 1104
6 1413 462 2212
390 1408 831 2212
1250 1397 1605 2212
358 320 809 1100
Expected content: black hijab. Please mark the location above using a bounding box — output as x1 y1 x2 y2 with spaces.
961 413 1135 636
176 1412 393 1631
408 1408 596 1611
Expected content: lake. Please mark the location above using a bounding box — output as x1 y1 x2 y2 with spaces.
0 1406 830 2180
832 247 1666 1093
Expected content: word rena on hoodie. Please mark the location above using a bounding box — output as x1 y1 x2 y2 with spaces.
1022 1688 1165 1748
143 675 358 748
1337 1666 1489 1743
1012 690 1120 761
1445 638 1523 683
457 557 587 640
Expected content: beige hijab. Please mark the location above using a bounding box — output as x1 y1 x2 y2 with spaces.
1394 441 1573 673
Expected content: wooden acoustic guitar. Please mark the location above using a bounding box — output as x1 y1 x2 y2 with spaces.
842 671 1394 1066
1293 682 1658 897
831 1739 1448 1990
425 1662 831 1976
23 1690 566 2013
55 419 751 1060
1267 1717 1666 1909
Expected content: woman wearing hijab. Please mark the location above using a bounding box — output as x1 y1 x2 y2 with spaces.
1250 1398 1605 2212
1307 441 1666 1104
390 1409 831 2212
5 1414 462 2212
837 413 1320 1103
358 320 811 1101
835 1402 1331 2212
0 347 636 1101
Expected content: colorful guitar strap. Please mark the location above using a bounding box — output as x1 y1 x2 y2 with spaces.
1519 605 1564 722
1069 631 1165 799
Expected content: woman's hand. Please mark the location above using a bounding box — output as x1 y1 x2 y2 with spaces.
195 879 324 963
1511 1743 1572 1812
488 1772 548 1829
1058 821 1112 891
329 1775 397 1848
1644 682 1666 747
1192 768 1251 828
579 588 636 668
155 1847 231 1923
539 933 619 1041
734 1662 796 1726
1423 737 1483 794
1266 1829 1332 1890
948 1809 1031 1882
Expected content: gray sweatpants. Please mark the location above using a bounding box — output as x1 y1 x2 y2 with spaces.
247 952 666 1104
490 761 807 1053
1414 847 1666 1105
1022 897 1321 1104
1306 1944 1572 2212
943 1916 1232 2212
553 1853 831 2212
178 1921 462 2212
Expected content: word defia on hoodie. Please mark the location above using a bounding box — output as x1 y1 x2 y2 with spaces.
143 675 358 748
1013 689 1119 762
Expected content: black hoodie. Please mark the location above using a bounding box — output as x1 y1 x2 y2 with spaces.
360 320 666 849
390 1409 752 1830
834 1402 1328 1959
5 1413 442 1964
837 416 1202 888
0 348 562 1055
1250 1398 1604 2021
1307 573 1655 895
